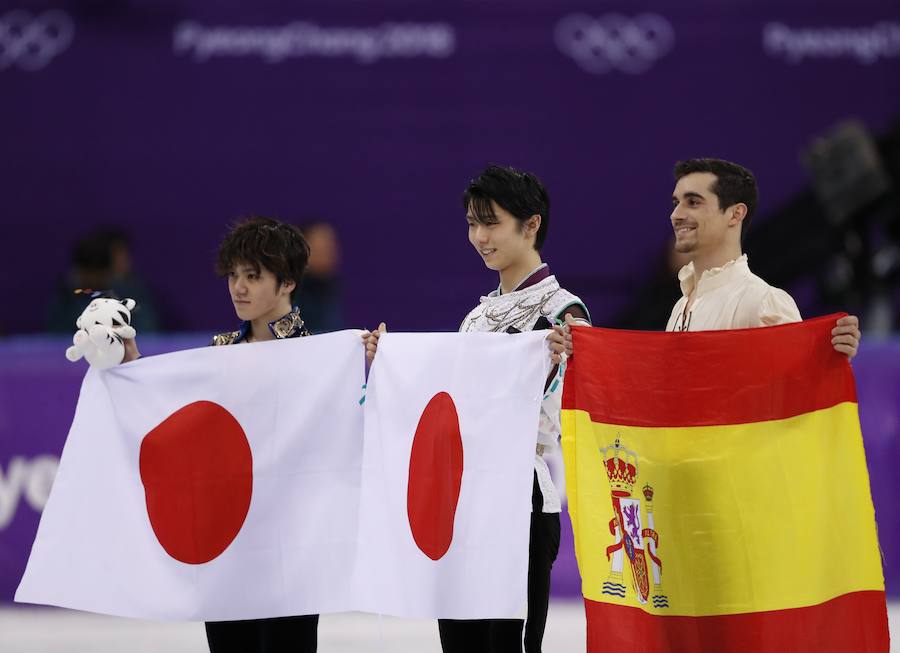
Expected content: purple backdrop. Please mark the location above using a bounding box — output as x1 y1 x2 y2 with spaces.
1 336 898 604
1 1 899 334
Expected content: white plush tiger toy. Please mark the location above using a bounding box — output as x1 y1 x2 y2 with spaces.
65 298 137 369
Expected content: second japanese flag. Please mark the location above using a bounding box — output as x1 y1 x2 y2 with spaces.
354 331 550 618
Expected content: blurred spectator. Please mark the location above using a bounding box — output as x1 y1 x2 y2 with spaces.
47 228 162 333
296 221 344 333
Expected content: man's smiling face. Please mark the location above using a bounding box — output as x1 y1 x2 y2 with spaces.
670 172 732 256
466 200 538 273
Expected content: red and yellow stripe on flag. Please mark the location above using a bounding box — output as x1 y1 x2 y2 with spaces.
561 315 889 653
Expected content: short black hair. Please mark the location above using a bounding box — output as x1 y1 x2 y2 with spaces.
463 164 550 251
674 158 758 242
215 216 309 290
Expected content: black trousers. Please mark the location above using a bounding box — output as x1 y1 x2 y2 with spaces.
205 614 319 653
438 475 561 653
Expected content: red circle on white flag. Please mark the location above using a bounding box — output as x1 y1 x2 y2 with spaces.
407 391 464 561
139 401 252 565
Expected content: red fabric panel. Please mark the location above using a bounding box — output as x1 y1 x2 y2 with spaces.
407 391 464 561
562 314 857 427
139 400 253 565
585 591 890 653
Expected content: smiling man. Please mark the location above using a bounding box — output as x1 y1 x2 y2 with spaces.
445 165 590 653
361 165 583 652
666 158 860 354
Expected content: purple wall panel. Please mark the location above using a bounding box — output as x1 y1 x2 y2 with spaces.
1 1 899 335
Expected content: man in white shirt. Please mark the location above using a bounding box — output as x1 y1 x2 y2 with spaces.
663 158 860 355
558 158 860 355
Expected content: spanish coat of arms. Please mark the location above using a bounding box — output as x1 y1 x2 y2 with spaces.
601 438 668 609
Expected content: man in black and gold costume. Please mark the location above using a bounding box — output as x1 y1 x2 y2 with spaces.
209 217 311 347
205 217 317 651
125 216 318 652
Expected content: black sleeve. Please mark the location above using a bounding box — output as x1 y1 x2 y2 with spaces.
558 303 591 325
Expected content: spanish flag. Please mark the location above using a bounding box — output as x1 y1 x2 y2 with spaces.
561 315 889 652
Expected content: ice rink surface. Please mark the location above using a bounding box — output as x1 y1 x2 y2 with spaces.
0 600 896 652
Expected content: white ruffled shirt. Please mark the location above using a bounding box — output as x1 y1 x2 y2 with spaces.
666 254 801 332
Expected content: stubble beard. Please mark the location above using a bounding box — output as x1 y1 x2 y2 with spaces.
673 238 697 254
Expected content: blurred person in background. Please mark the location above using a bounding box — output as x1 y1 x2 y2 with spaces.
47 227 161 333
296 221 343 333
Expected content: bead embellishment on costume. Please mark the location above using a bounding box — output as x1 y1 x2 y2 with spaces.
462 276 582 335
270 308 309 339
469 288 560 333
211 331 241 346
211 307 308 346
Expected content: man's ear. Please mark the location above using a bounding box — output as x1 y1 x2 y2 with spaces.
525 214 542 236
728 203 748 227
281 280 297 296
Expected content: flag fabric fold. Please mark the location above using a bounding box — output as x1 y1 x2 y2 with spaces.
561 315 889 652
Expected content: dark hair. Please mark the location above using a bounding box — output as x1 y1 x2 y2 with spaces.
215 217 310 290
673 158 758 242
462 164 550 251
73 227 129 271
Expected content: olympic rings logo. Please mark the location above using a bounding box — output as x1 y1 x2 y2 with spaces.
555 13 674 75
0 10 74 72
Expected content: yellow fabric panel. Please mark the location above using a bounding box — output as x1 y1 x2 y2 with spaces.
561 403 883 617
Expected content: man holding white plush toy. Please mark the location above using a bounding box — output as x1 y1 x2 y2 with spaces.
64 216 321 653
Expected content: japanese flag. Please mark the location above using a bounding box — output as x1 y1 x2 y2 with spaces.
353 331 549 618
16 330 366 621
